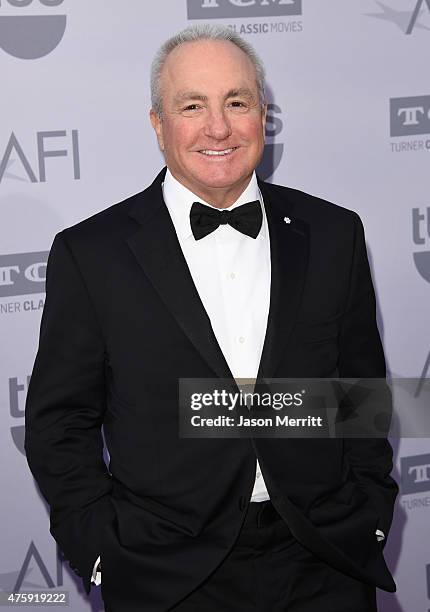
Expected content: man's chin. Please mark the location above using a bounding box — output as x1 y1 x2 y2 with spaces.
191 169 252 193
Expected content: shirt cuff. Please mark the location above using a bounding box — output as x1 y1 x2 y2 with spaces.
91 555 101 585
375 529 385 542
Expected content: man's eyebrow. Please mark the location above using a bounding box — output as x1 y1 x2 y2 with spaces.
173 91 208 104
225 88 256 100
173 87 256 105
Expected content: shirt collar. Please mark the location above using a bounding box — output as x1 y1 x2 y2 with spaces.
162 167 264 242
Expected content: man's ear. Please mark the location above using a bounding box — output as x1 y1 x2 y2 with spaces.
150 109 164 151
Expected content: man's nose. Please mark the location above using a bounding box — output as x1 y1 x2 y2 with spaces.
203 108 232 140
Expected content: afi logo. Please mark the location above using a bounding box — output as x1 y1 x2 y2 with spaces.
0 130 80 183
187 0 301 19
366 0 430 35
0 251 48 297
407 0 430 33
390 96 430 137
401 453 430 494
13 541 65 592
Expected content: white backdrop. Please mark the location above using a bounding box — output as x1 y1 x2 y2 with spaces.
1 1 429 610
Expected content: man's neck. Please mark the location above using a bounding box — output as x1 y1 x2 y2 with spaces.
167 168 254 209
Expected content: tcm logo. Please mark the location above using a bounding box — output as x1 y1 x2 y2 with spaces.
9 375 30 455
187 0 301 19
412 207 430 283
401 453 430 494
366 0 430 35
390 95 430 137
0 0 66 59
0 251 48 298
412 207 430 397
257 103 284 180
0 130 80 183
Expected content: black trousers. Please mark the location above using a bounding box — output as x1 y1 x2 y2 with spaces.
106 500 377 612
171 500 377 612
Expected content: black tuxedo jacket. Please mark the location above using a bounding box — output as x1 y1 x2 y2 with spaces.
25 167 398 611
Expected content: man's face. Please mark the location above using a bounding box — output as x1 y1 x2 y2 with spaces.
150 39 266 207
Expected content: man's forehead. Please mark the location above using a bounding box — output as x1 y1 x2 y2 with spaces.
163 38 254 75
159 40 260 103
168 37 242 60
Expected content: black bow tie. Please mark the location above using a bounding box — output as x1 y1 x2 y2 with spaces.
190 200 262 241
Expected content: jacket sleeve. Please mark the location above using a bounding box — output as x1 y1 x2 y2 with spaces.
24 230 113 594
337 212 398 541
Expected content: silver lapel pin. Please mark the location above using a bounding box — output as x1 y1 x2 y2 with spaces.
284 217 291 224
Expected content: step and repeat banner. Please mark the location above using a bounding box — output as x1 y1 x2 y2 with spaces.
1 1 429 610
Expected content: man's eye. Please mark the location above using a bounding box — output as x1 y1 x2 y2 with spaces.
183 104 200 111
229 101 247 108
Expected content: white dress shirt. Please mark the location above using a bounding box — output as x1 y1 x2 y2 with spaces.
162 168 272 506
91 168 383 585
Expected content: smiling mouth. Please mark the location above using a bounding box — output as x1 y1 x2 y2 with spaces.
198 147 238 157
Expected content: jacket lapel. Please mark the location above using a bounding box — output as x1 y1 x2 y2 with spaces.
126 168 309 383
256 177 309 380
126 168 234 382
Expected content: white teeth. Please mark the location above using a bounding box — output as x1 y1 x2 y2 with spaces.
200 148 235 156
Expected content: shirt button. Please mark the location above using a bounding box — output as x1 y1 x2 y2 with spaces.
230 272 236 279
239 336 245 343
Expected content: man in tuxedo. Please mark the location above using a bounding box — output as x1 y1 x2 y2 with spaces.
25 24 398 611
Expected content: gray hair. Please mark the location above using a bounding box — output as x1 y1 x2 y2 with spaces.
150 24 266 117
